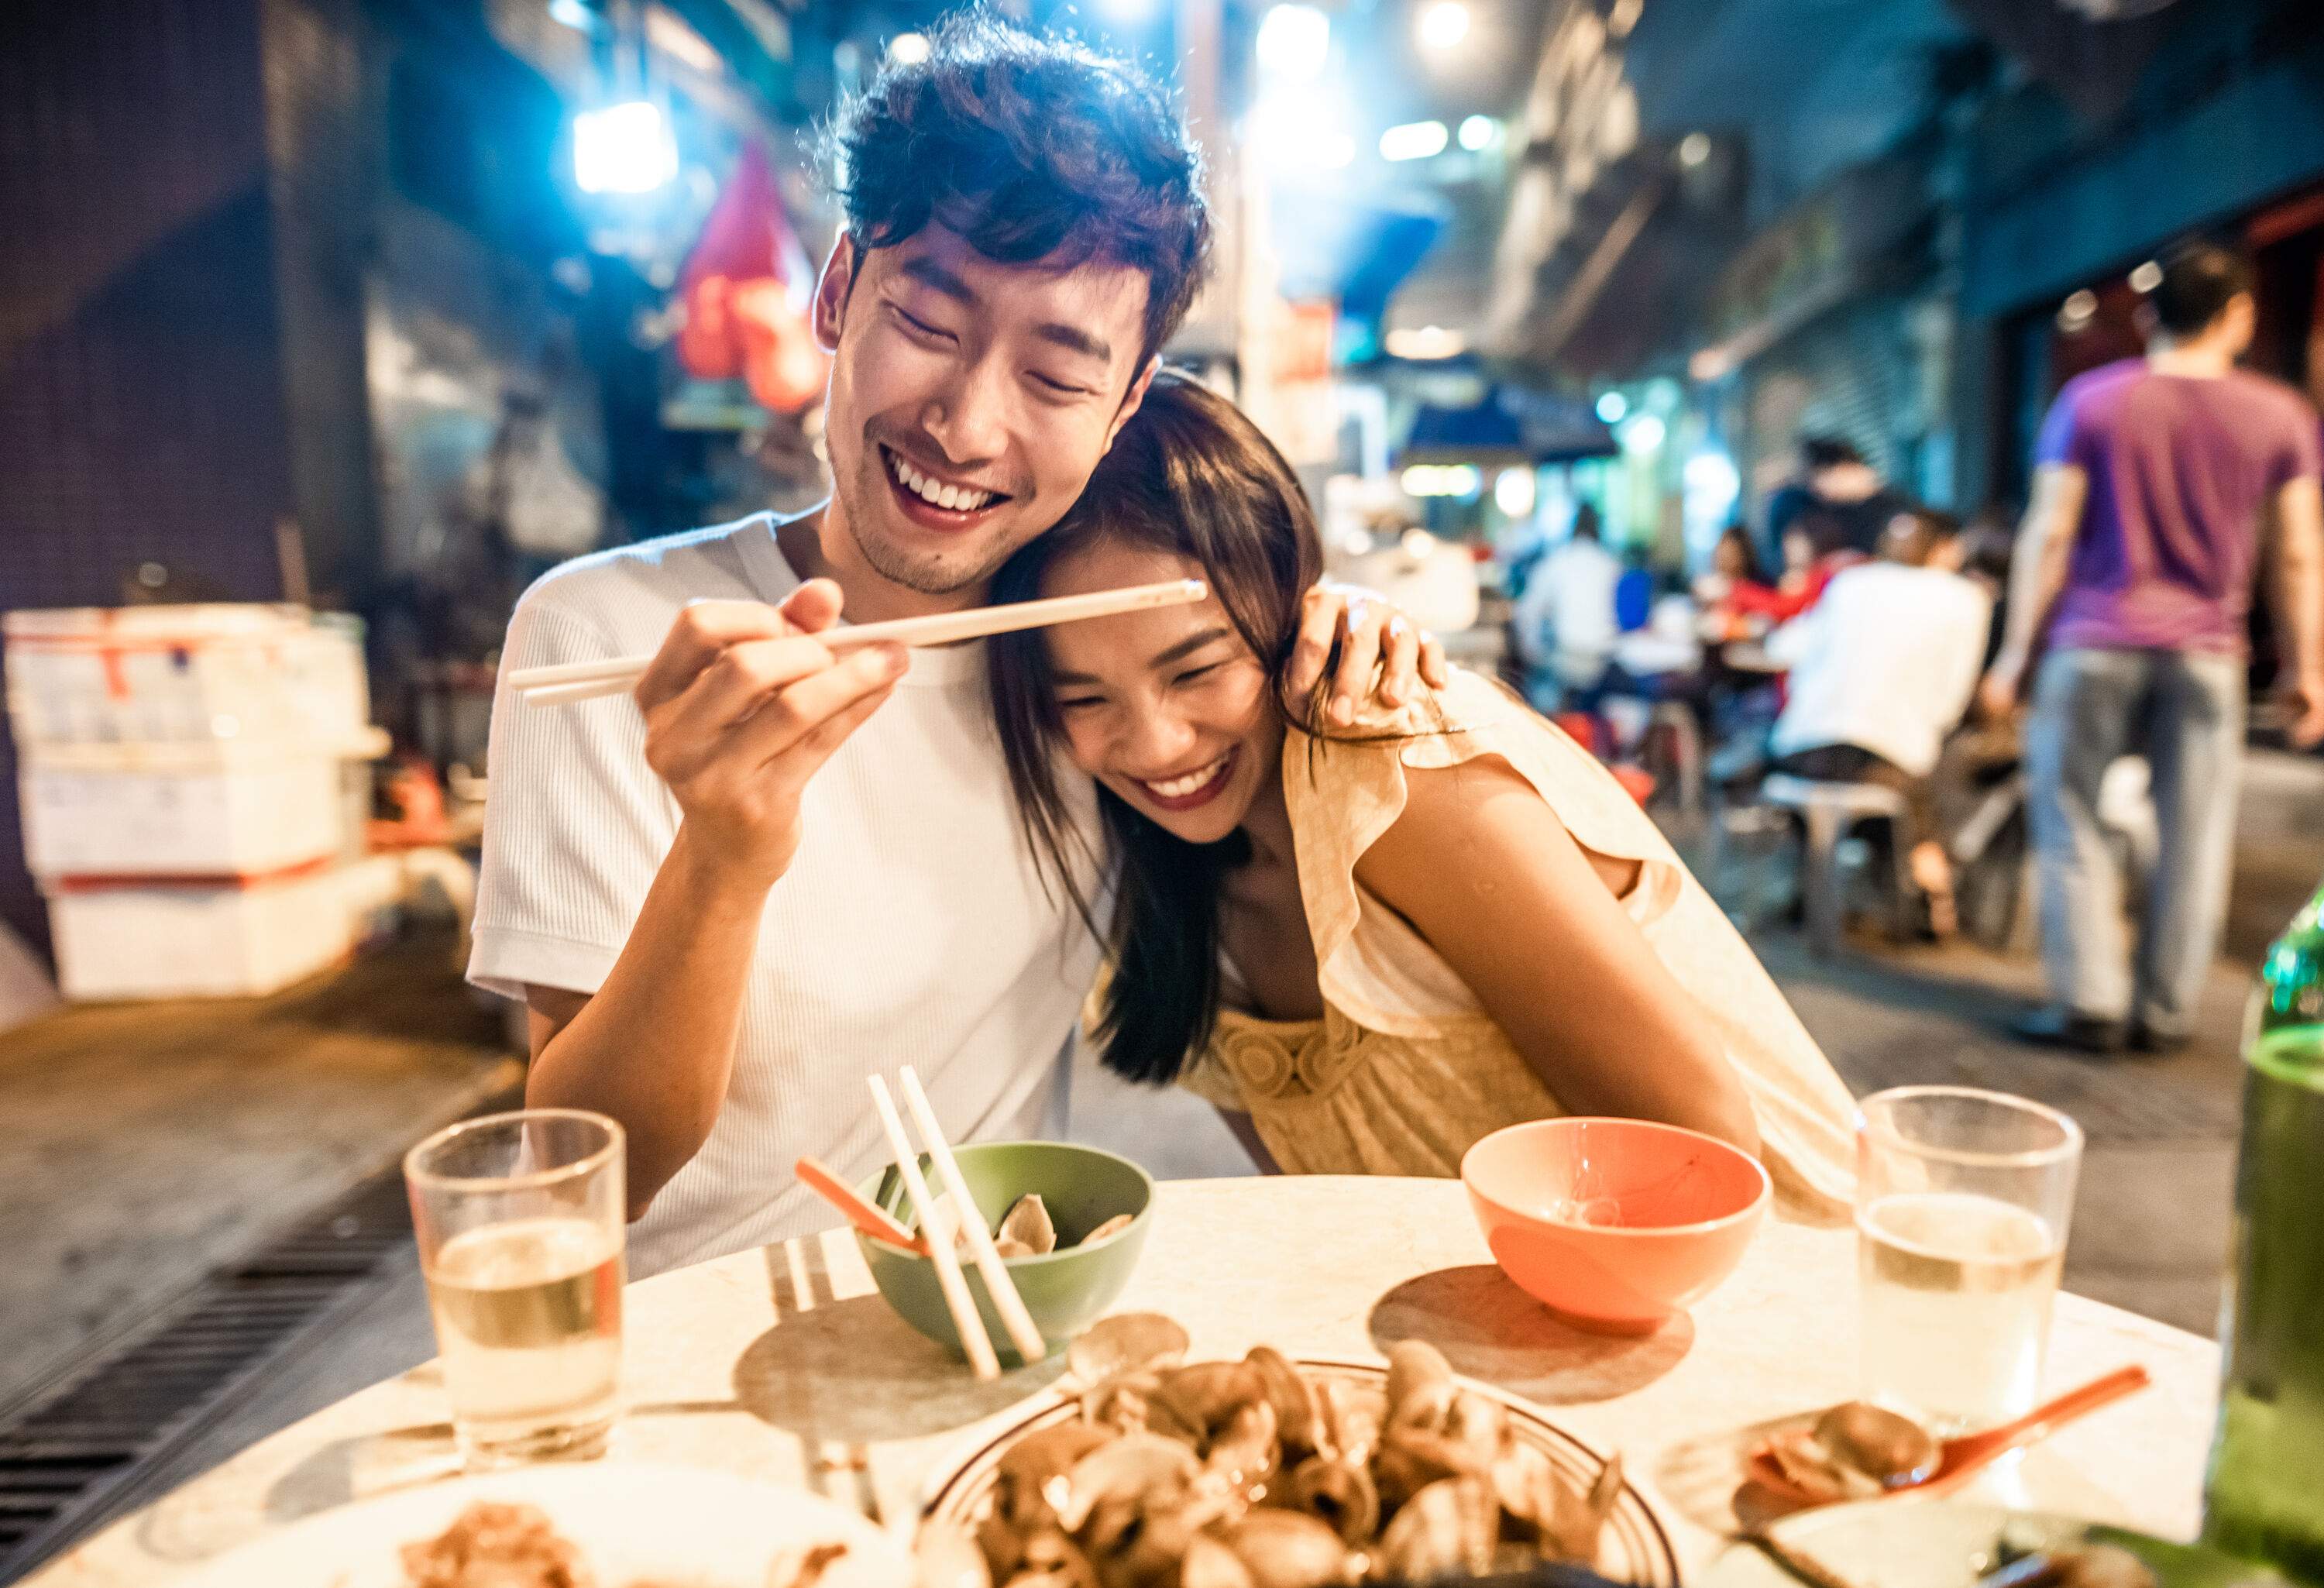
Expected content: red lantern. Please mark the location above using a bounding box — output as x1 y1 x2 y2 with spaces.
677 143 827 414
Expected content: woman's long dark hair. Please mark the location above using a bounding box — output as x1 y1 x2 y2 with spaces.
988 371 1323 1084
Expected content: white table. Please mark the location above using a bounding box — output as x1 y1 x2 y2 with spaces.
29 1177 2219 1585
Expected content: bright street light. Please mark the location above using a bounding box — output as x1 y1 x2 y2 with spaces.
1253 88 1354 170
1257 4 1332 80
1679 132 1711 167
1595 391 1628 424
887 31 930 64
1380 121 1449 162
573 100 678 195
1458 115 1500 151
1384 325 1464 359
1618 414 1666 455
1402 464 1481 498
1417 2 1470 52
1495 468 1537 517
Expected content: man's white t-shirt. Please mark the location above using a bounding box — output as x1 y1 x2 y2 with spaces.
1767 561 1992 778
469 514 1102 1277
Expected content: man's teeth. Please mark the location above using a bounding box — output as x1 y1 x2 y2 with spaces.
892 452 995 512
1144 755 1229 799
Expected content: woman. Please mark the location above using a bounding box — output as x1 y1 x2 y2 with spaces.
1693 524 1772 616
988 374 1855 1211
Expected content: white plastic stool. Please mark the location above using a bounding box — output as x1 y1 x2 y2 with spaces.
1759 774 1914 956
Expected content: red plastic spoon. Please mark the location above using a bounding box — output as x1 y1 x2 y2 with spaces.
1745 1363 2154 1508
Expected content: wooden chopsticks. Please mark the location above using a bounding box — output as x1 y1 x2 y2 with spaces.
865 1076 998 1379
896 1067 1048 1366
861 1068 1048 1377
511 579 1207 707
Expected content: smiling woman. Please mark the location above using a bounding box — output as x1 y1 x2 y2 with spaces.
985 373 1861 1211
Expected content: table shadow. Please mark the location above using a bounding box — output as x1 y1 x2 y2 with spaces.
259 1421 462 1524
732 1294 1068 1445
1367 1265 1693 1404
1649 1411 1816 1540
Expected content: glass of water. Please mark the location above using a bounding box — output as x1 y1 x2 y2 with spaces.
1856 1086 2083 1436
404 1109 627 1467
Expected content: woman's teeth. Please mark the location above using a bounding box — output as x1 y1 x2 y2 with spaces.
1143 754 1230 800
889 451 995 512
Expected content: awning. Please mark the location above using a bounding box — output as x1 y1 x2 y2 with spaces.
1272 186 1453 323
1397 384 1618 466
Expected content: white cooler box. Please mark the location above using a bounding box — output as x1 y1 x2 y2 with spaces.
4 603 370 749
16 735 385 878
47 863 358 1000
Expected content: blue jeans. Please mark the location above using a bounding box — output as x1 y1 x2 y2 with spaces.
2023 647 2244 1036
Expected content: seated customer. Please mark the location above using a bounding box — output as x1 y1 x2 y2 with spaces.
1765 509 1992 935
986 374 1858 1212
1511 503 1622 706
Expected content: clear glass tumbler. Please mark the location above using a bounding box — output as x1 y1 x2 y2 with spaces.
1855 1085 2083 1435
405 1109 627 1466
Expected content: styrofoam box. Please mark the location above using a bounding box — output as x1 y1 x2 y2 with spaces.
3 603 370 750
47 864 357 1000
15 739 382 878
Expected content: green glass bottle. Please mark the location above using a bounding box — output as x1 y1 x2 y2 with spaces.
2203 881 2324 1580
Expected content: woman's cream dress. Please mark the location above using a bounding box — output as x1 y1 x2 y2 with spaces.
1171 669 1858 1214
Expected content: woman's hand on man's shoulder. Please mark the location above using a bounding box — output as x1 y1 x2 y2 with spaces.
1285 582 1451 729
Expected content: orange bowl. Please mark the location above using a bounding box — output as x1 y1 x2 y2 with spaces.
1461 1117 1769 1334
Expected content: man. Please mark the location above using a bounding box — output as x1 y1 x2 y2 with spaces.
469 15 1442 1276
1765 436 1910 561
1766 510 1992 935
1512 502 1621 706
1981 240 2324 1054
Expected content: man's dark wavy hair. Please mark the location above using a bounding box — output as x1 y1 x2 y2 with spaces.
817 11 1212 366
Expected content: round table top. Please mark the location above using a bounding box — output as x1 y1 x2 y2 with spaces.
30 1176 2219 1586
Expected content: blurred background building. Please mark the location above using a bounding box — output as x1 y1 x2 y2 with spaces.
4 2 2323 1568
2 0 2321 952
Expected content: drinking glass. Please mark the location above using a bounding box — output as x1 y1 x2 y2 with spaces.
405 1109 627 1466
1855 1085 2083 1435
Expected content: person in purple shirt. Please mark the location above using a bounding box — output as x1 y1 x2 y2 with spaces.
1980 241 2324 1054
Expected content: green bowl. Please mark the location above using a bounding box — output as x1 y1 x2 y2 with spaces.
855 1140 1154 1366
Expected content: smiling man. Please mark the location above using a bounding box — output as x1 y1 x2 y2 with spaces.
470 15 1441 1276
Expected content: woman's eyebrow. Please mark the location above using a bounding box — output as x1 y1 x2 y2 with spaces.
1150 626 1234 667
1048 626 1234 689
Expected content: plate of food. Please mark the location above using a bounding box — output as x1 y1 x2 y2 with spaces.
1700 1499 2291 1588
916 1314 1681 1588
168 1462 906 1588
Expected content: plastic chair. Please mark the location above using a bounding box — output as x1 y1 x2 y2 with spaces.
1758 773 1916 956
1644 702 1703 819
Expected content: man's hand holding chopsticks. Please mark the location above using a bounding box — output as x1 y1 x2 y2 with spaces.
633 579 907 889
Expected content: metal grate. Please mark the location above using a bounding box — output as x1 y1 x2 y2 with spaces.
0 1170 418 1580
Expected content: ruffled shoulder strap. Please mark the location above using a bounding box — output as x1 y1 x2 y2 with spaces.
1282 672 1682 1026
1281 669 1858 1217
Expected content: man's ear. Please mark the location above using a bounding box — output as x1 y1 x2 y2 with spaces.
812 235 859 354
1103 358 1163 450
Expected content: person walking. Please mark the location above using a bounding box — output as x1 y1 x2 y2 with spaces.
1981 240 2324 1054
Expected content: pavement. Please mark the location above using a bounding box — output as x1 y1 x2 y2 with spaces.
2 749 2314 1505
0 934 519 1418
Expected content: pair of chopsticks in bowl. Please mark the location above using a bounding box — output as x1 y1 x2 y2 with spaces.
795 1067 1044 1380
509 579 1208 707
